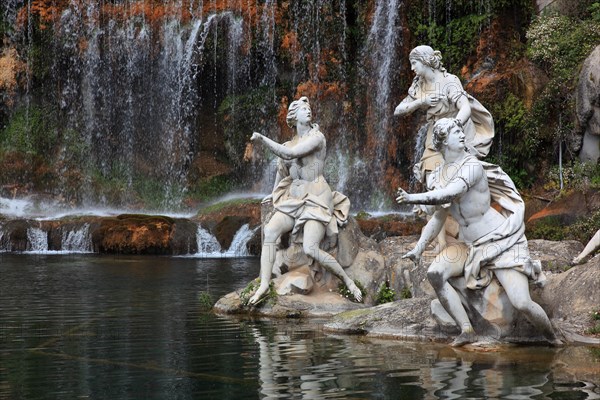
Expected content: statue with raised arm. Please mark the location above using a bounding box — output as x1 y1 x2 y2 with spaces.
394 45 495 252
248 96 362 305
394 45 494 185
396 118 561 346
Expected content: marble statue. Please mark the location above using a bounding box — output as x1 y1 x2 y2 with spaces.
394 45 494 184
248 96 362 305
396 118 561 346
394 45 495 252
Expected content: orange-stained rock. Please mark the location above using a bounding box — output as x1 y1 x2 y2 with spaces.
94 214 197 255
527 189 599 226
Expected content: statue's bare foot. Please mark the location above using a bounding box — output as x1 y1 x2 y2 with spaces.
248 285 268 306
347 281 363 303
450 330 477 347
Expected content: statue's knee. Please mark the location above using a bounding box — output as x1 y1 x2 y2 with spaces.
302 242 317 258
427 267 445 289
263 225 279 243
509 296 530 312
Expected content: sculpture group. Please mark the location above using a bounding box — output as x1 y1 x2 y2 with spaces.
248 45 561 346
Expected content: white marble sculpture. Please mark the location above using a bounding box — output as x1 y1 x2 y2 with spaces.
248 96 362 305
394 45 495 251
394 45 494 184
396 118 561 346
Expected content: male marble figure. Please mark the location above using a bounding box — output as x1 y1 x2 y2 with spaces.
396 118 561 346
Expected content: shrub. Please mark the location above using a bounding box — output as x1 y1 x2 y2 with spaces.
375 282 395 304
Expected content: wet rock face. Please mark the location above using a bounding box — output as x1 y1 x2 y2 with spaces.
576 45 600 162
95 215 198 255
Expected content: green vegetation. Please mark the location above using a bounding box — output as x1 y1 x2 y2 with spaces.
338 279 366 303
407 0 533 71
0 105 58 156
189 175 236 203
355 210 372 220
375 282 395 304
218 87 278 168
240 279 277 307
587 310 600 335
527 209 600 245
400 287 412 300
544 161 600 192
197 197 261 216
198 291 214 311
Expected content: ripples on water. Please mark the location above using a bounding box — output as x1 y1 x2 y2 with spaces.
0 254 598 399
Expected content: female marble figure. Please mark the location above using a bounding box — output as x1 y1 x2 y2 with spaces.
394 45 494 185
248 97 362 305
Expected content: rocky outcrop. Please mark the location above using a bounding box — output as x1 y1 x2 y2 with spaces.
576 45 600 162
325 242 599 346
216 218 599 345
214 216 388 315
0 214 198 254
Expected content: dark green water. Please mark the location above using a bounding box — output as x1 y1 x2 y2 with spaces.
0 254 598 399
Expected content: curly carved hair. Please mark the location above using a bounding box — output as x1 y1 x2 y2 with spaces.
286 96 311 128
409 45 446 73
432 118 460 152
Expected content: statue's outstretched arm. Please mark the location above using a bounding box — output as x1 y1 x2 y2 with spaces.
403 208 447 264
396 178 468 206
251 132 322 160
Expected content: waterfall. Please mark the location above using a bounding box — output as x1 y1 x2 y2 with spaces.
196 225 223 256
366 0 401 157
223 224 258 257
27 227 48 252
194 223 257 258
61 224 93 253
409 123 430 190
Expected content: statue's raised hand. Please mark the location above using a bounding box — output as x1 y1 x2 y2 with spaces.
423 93 440 107
251 132 263 142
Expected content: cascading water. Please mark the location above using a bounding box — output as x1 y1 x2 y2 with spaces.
196 225 223 255
194 223 257 258
26 227 48 252
360 0 403 209
223 224 258 257
61 224 93 253
2 0 417 213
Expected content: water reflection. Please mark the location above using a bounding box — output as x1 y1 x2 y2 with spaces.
0 254 598 399
242 317 599 399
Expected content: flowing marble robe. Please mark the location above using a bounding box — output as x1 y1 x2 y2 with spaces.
271 126 350 245
406 74 495 184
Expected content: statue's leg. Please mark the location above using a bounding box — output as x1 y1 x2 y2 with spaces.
302 220 363 302
493 269 561 345
248 212 294 305
427 244 475 346
573 228 600 264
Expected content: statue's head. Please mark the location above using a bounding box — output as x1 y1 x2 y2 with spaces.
432 118 460 152
409 45 445 72
286 96 311 128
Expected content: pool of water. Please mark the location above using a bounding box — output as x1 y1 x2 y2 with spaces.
1 254 599 399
